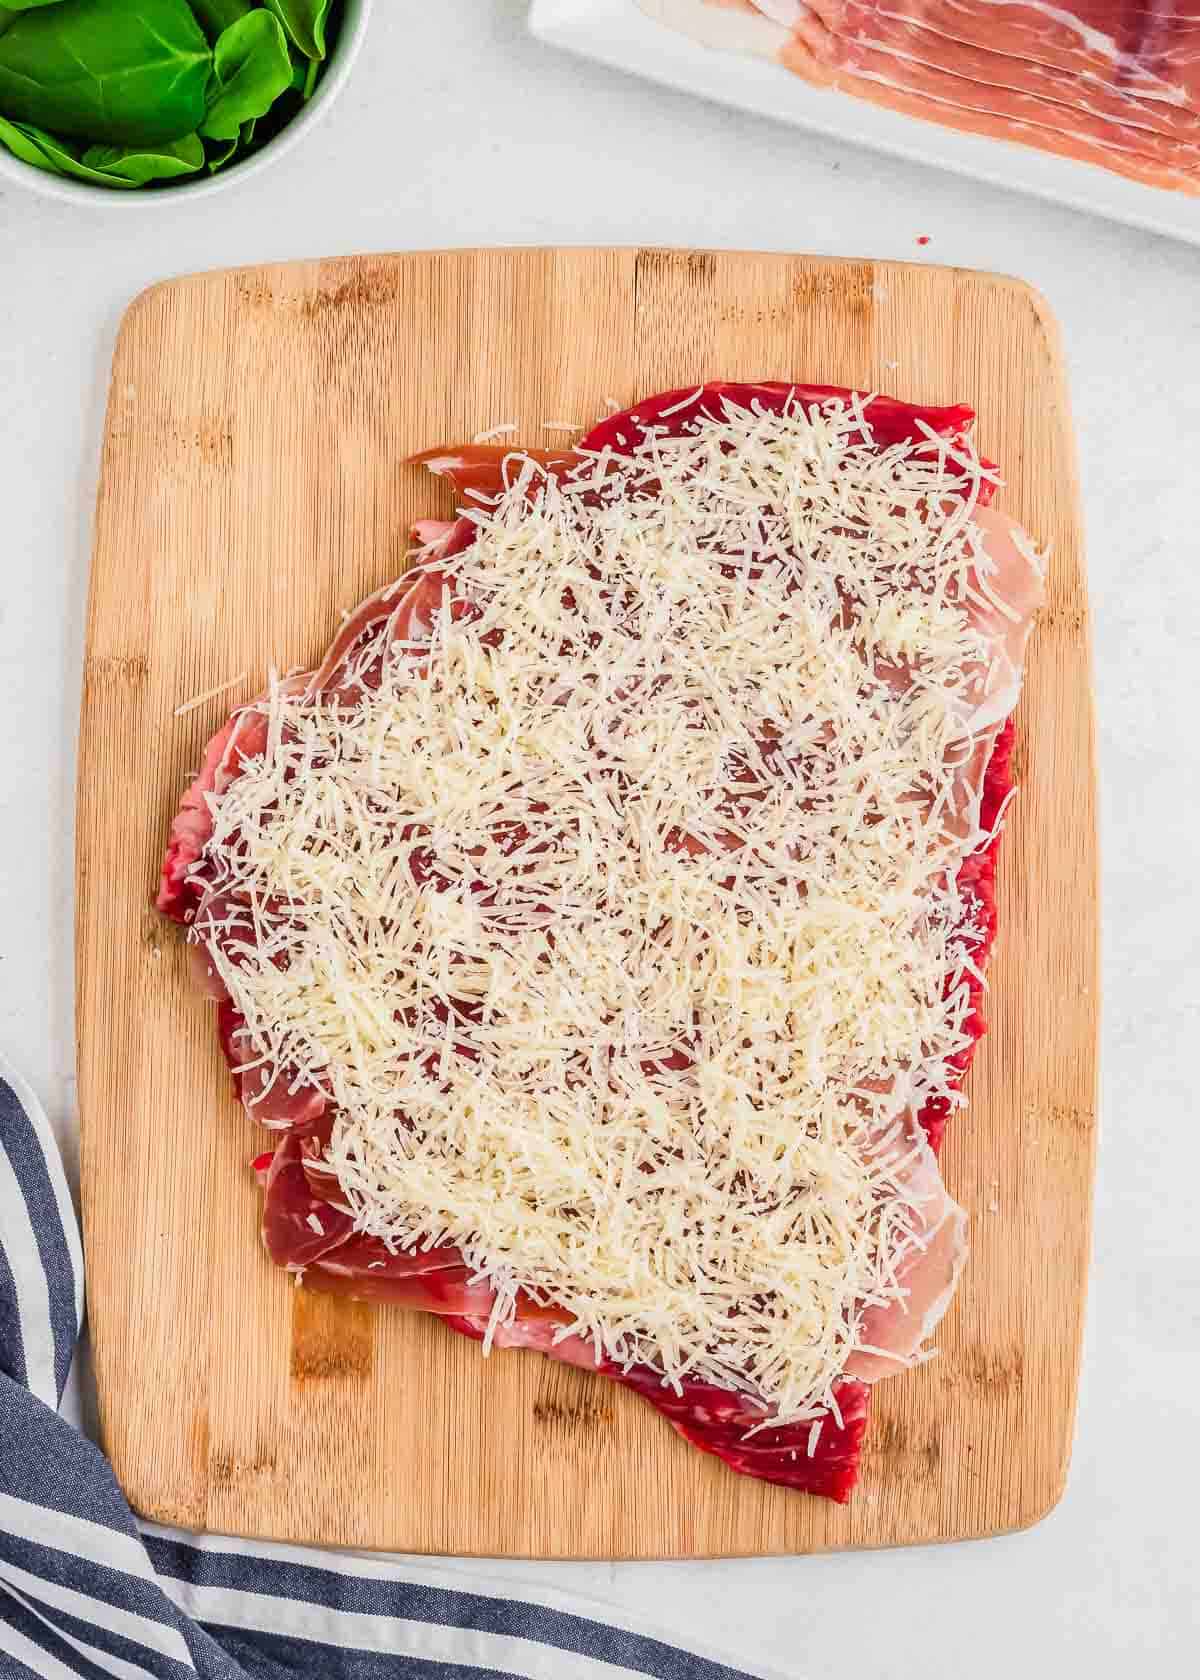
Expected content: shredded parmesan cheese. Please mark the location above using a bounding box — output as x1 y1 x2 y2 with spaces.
174 672 248 718
189 396 1032 1423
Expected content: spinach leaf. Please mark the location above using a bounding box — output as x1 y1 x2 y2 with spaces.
204 113 259 173
0 0 210 146
189 0 251 44
0 113 139 187
0 112 77 175
0 0 71 38
0 0 72 33
203 132 238 171
265 0 330 63
0 0 72 18
82 132 204 182
1 113 206 186
202 133 235 169
200 10 292 142
279 45 322 106
247 81 301 148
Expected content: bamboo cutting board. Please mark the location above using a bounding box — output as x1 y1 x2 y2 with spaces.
77 248 1097 1558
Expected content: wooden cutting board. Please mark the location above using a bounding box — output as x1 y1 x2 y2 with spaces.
77 248 1097 1558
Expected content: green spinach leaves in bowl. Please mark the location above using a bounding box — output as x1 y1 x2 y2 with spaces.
0 1 344 191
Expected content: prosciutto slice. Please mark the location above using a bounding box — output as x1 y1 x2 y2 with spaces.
159 383 1040 1502
655 0 1200 193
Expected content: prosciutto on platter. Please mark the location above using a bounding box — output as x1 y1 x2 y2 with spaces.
651 0 1200 194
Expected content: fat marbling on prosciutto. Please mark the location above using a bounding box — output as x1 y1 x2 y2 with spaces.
158 382 1042 1502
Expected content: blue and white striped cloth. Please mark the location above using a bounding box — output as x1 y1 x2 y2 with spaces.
0 1059 773 1680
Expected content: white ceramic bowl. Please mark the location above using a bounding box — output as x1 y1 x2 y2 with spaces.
0 0 372 208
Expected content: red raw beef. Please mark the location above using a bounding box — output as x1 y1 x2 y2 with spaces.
442 1311 871 1502
411 380 997 510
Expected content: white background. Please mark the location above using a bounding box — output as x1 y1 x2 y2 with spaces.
2 2 1198 1673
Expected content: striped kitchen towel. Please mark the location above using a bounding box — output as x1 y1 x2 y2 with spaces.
0 1059 774 1680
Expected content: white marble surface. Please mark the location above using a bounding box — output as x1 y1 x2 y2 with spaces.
2 2 1198 1673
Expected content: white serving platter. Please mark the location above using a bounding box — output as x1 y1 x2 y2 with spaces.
529 0 1200 248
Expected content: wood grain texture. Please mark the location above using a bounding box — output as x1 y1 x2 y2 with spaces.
76 248 1098 1558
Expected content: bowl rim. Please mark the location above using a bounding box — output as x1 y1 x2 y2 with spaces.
0 0 373 210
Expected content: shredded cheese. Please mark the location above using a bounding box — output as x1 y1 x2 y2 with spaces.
174 672 248 718
189 395 1033 1423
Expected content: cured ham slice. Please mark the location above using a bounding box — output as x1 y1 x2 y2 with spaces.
654 0 1200 193
776 9 1200 193
159 381 1042 1502
789 5 1200 143
259 1131 356 1268
408 446 576 498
